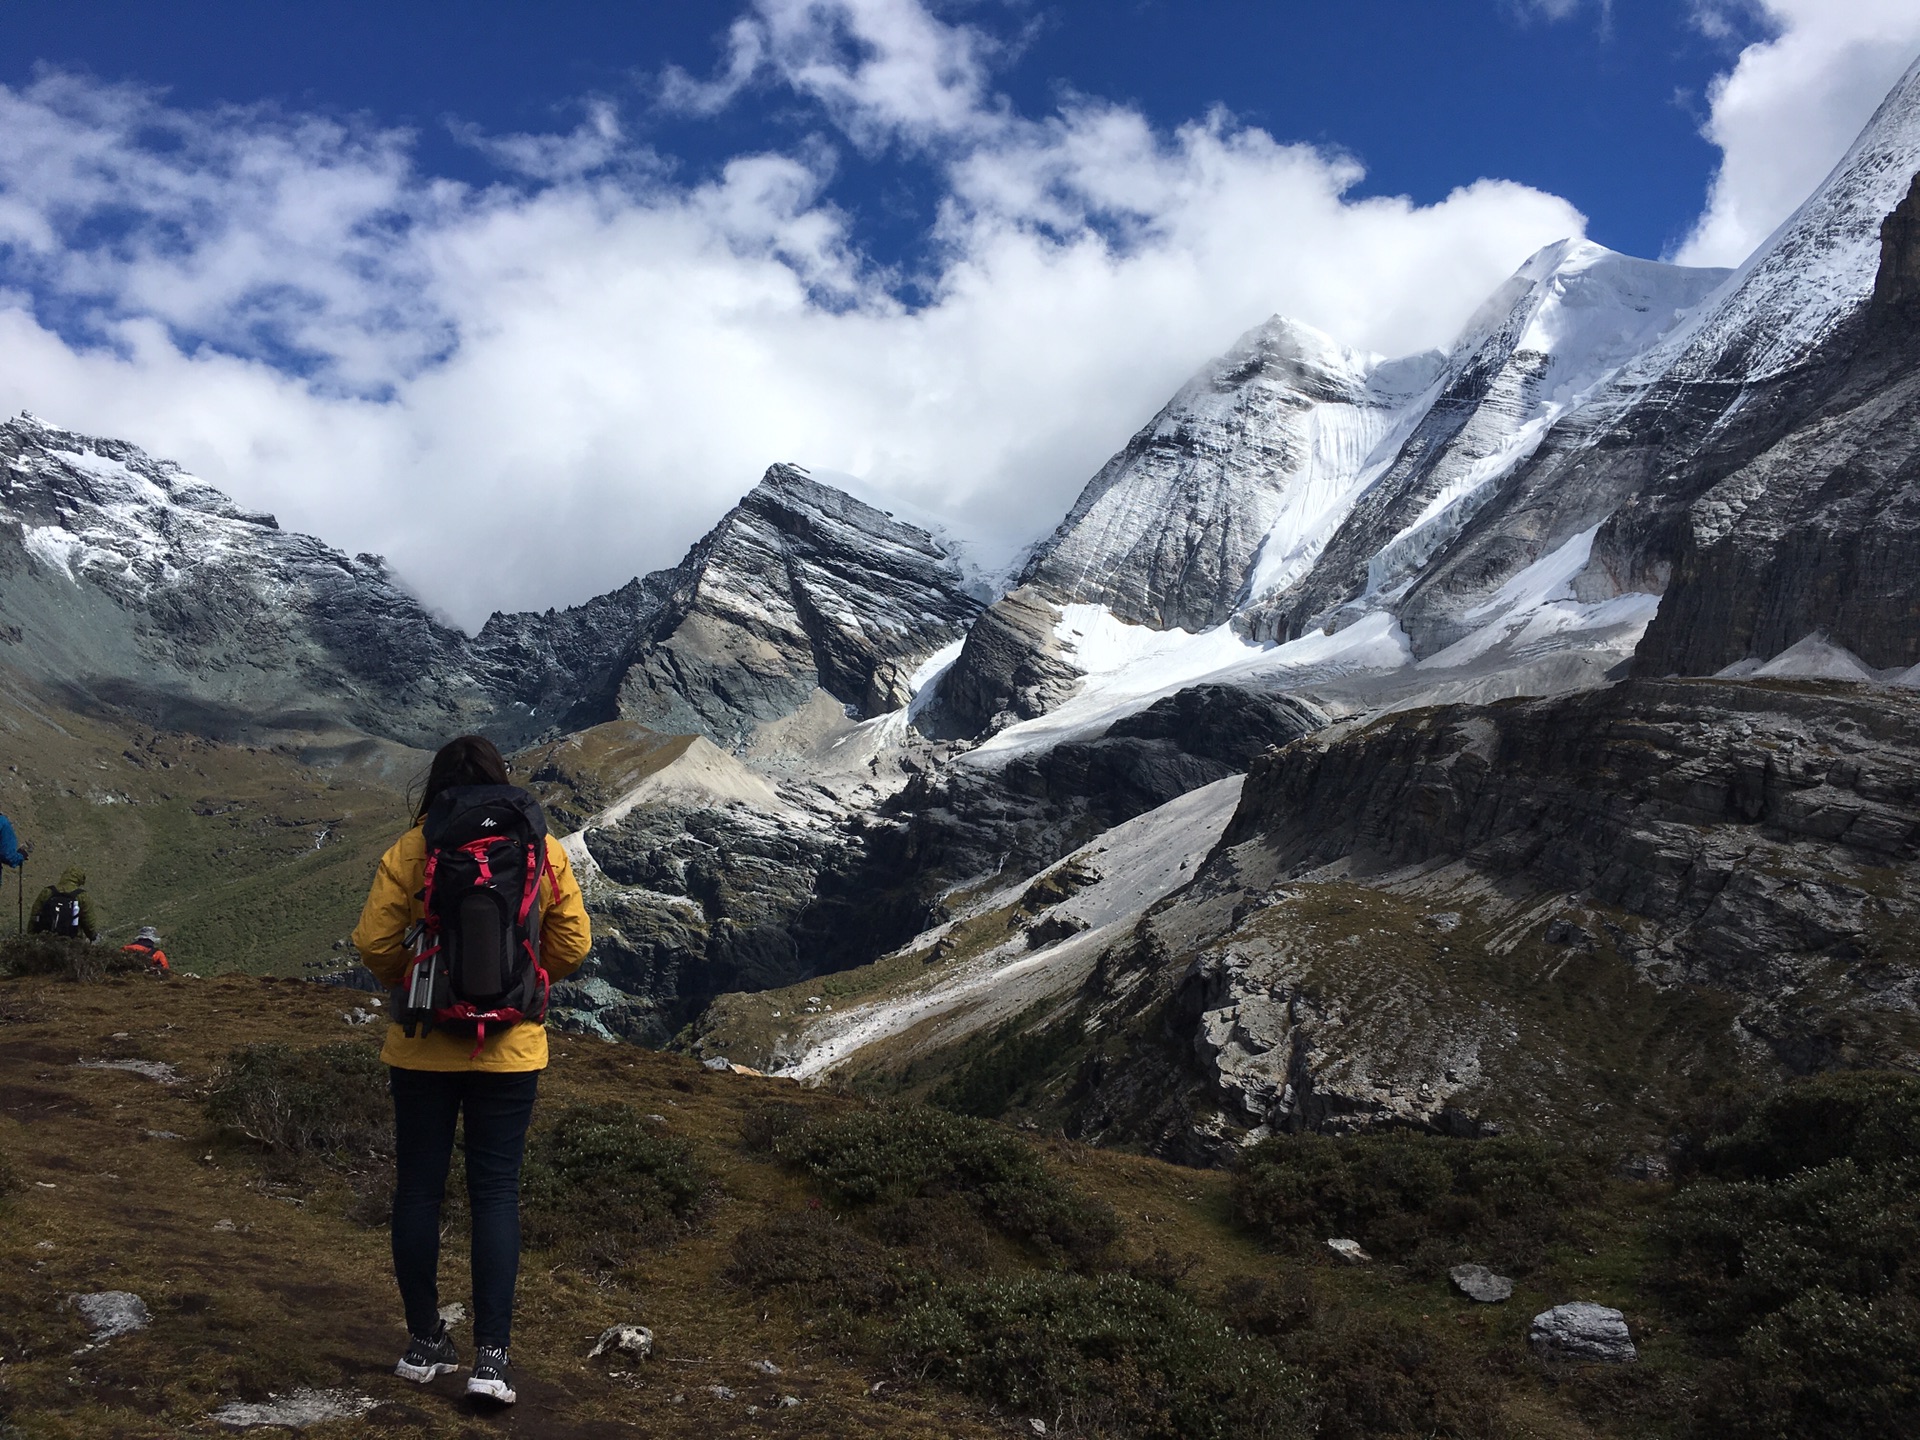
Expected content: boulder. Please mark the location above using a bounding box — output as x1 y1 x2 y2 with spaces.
1449 1264 1513 1303
1529 1302 1637 1363
1325 1238 1371 1264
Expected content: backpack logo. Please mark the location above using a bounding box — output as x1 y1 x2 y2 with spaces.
480 818 498 828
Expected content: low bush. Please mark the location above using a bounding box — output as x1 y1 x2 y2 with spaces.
1658 1070 1920 1439
727 1208 925 1317
204 1042 392 1160
892 1272 1316 1440
755 1101 1117 1264
1233 1131 1605 1272
520 1102 706 1265
0 935 147 982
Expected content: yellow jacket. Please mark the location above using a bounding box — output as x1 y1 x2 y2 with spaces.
352 826 591 1073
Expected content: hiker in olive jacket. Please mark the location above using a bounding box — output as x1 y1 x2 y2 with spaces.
352 734 590 1408
29 865 99 940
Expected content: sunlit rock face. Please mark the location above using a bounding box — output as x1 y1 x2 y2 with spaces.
611 464 984 747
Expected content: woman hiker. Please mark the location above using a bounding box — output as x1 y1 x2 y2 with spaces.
352 735 591 1406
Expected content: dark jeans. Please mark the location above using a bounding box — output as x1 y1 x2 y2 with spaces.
389 1066 539 1349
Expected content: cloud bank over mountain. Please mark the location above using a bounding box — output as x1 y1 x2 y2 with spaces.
0 0 1907 627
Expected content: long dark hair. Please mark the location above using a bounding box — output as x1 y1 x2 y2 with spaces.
414 734 511 823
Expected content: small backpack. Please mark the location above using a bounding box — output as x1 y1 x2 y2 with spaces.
34 889 82 937
397 785 556 1054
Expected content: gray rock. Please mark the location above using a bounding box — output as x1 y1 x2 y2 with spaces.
588 1324 654 1361
1326 1238 1371 1264
752 1358 781 1375
701 1056 733 1072
1449 1264 1513 1303
71 1291 149 1340
1529 1302 1637 1363
210 1389 378 1429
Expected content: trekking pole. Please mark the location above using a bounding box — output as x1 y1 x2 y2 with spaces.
16 854 23 935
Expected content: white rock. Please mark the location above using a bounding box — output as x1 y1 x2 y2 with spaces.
438 1302 466 1328
752 1358 782 1375
1529 1302 1637 1363
588 1324 654 1361
1326 1238 1371 1264
72 1291 150 1340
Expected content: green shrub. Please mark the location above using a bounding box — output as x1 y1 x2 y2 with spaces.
892 1272 1316 1440
521 1102 706 1264
204 1042 392 1160
1233 1131 1605 1270
931 1014 1085 1119
1657 1071 1920 1439
727 1208 926 1316
762 1101 1117 1264
0 935 147 982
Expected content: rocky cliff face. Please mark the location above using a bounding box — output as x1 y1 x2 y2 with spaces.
1019 319 1442 633
1631 166 1920 676
0 415 504 747
0 432 980 752
1068 677 1920 1160
613 465 983 745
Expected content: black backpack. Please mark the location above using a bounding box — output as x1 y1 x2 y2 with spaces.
33 889 82 937
397 785 555 1051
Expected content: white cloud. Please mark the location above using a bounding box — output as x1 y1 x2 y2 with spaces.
0 2 1598 630
1676 0 1920 266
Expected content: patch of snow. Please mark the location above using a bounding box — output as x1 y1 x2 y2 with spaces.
21 525 83 580
905 637 965 724
775 776 1247 1081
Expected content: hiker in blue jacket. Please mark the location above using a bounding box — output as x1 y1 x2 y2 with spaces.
0 813 27 870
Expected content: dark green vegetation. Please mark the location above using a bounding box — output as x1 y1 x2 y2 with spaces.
1235 1132 1609 1277
204 1042 393 1161
749 1100 1118 1263
930 1010 1087 1119
0 935 148 983
731 1101 1308 1439
1657 1073 1920 1439
521 1101 708 1264
894 1273 1314 1439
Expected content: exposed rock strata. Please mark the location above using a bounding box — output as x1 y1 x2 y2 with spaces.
1070 678 1920 1159
613 466 983 744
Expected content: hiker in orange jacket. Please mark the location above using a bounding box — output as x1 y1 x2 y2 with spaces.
352 734 590 1407
121 926 169 974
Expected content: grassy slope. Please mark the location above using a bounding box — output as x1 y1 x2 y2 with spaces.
0 970 1714 1440
0 674 416 975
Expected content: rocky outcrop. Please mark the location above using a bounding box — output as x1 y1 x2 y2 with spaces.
1227 678 1920 1011
1021 318 1441 632
1068 677 1920 1158
1632 167 1920 676
613 465 983 745
927 586 1081 739
1530 1304 1637 1364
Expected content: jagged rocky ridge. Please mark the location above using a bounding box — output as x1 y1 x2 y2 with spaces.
1 438 979 750
936 55 1920 747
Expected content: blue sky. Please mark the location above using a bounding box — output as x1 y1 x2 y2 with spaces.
0 0 1914 624
0 1 1757 266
